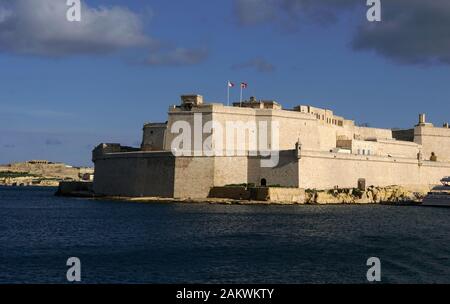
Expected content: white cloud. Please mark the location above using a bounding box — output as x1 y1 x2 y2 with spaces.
0 0 209 66
0 0 151 56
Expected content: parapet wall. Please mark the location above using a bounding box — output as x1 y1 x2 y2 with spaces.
93 152 176 197
93 148 450 198
354 126 392 140
93 152 247 198
299 150 450 190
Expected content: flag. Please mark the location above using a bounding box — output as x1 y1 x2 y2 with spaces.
240 82 248 89
227 81 235 88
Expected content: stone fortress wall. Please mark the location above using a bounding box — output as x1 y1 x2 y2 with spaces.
297 150 450 190
93 151 176 197
92 94 450 198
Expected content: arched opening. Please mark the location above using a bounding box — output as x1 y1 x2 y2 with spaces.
260 178 267 187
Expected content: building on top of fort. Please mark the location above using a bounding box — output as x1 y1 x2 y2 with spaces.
92 94 450 199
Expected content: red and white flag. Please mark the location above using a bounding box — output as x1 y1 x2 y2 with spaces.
227 81 235 88
240 82 248 89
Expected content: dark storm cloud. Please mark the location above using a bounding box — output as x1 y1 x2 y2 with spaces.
352 0 450 65
234 0 360 26
234 0 450 65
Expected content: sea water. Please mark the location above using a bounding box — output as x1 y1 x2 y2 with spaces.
1 186 450 283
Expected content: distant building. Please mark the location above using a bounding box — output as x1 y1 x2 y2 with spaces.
28 160 50 165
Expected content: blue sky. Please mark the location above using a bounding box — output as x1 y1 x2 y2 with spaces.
1 0 450 166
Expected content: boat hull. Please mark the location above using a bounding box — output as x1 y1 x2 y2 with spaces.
422 198 450 207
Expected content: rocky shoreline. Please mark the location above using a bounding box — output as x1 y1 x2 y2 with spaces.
92 196 421 206
55 182 429 206
304 185 428 205
0 177 60 187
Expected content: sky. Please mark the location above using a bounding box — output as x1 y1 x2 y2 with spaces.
1 0 450 166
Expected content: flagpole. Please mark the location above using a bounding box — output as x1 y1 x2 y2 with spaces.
240 85 243 107
227 80 230 106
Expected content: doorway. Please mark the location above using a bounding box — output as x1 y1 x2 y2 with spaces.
260 178 267 187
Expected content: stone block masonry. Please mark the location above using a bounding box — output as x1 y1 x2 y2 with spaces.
91 94 450 200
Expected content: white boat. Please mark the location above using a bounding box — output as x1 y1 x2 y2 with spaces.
422 177 450 207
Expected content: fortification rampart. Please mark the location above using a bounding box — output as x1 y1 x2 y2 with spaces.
92 94 450 199
93 151 176 197
92 147 450 198
298 150 450 190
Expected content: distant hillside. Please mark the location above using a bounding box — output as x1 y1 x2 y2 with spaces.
0 160 93 187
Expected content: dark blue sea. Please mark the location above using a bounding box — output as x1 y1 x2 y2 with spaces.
1 186 450 284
